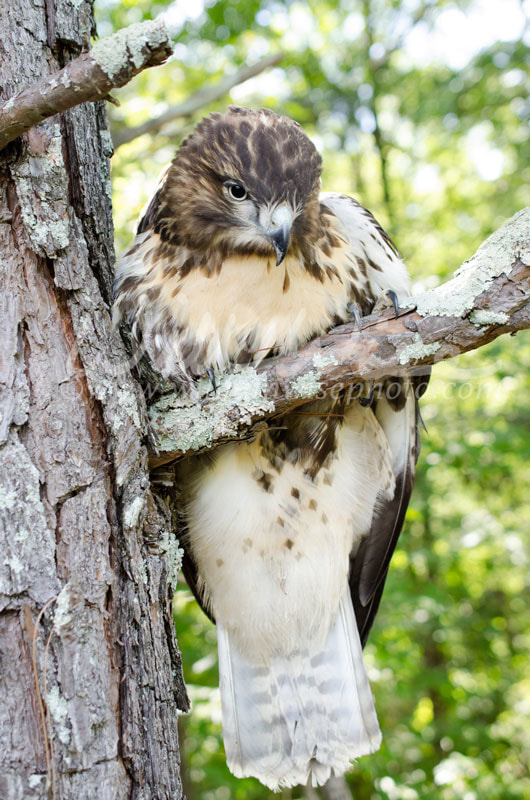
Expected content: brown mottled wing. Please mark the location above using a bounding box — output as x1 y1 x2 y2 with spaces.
350 374 429 646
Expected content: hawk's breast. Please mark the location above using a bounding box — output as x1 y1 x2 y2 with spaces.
179 400 395 661
114 212 373 379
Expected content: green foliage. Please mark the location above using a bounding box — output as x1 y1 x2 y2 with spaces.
96 0 530 797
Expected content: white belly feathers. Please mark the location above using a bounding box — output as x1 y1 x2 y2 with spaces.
184 402 395 662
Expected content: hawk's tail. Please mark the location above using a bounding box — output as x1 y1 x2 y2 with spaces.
217 593 382 791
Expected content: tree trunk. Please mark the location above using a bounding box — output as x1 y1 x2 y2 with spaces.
0 3 187 799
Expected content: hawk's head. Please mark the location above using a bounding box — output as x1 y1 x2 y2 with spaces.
146 106 323 265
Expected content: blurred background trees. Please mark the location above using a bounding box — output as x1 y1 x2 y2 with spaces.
95 1 529 798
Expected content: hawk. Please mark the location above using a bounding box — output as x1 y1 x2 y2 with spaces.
114 106 426 790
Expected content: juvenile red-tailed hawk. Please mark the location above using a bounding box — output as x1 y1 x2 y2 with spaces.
114 106 426 790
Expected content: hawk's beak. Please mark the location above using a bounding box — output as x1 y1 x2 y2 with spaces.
268 224 291 266
263 204 293 266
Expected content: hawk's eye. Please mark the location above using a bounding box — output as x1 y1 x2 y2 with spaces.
226 182 248 201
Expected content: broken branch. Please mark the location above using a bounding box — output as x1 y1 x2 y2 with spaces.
0 20 173 151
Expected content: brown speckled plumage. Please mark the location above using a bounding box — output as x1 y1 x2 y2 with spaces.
139 107 323 258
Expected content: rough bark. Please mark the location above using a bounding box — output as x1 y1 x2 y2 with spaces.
0 3 186 800
148 208 530 466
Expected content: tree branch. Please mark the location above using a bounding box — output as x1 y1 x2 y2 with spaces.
112 53 283 148
0 20 173 151
147 208 530 467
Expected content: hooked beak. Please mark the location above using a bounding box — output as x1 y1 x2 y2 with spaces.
267 224 291 266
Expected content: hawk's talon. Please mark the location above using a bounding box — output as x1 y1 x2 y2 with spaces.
359 379 375 407
206 367 217 394
387 290 400 318
347 302 363 331
373 289 400 317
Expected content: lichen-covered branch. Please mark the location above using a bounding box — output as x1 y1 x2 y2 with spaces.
148 208 530 466
0 20 172 151
112 53 283 148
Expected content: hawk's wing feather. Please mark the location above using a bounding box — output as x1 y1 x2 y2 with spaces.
350 386 420 646
319 192 427 646
319 192 410 301
181 546 216 624
172 455 217 624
